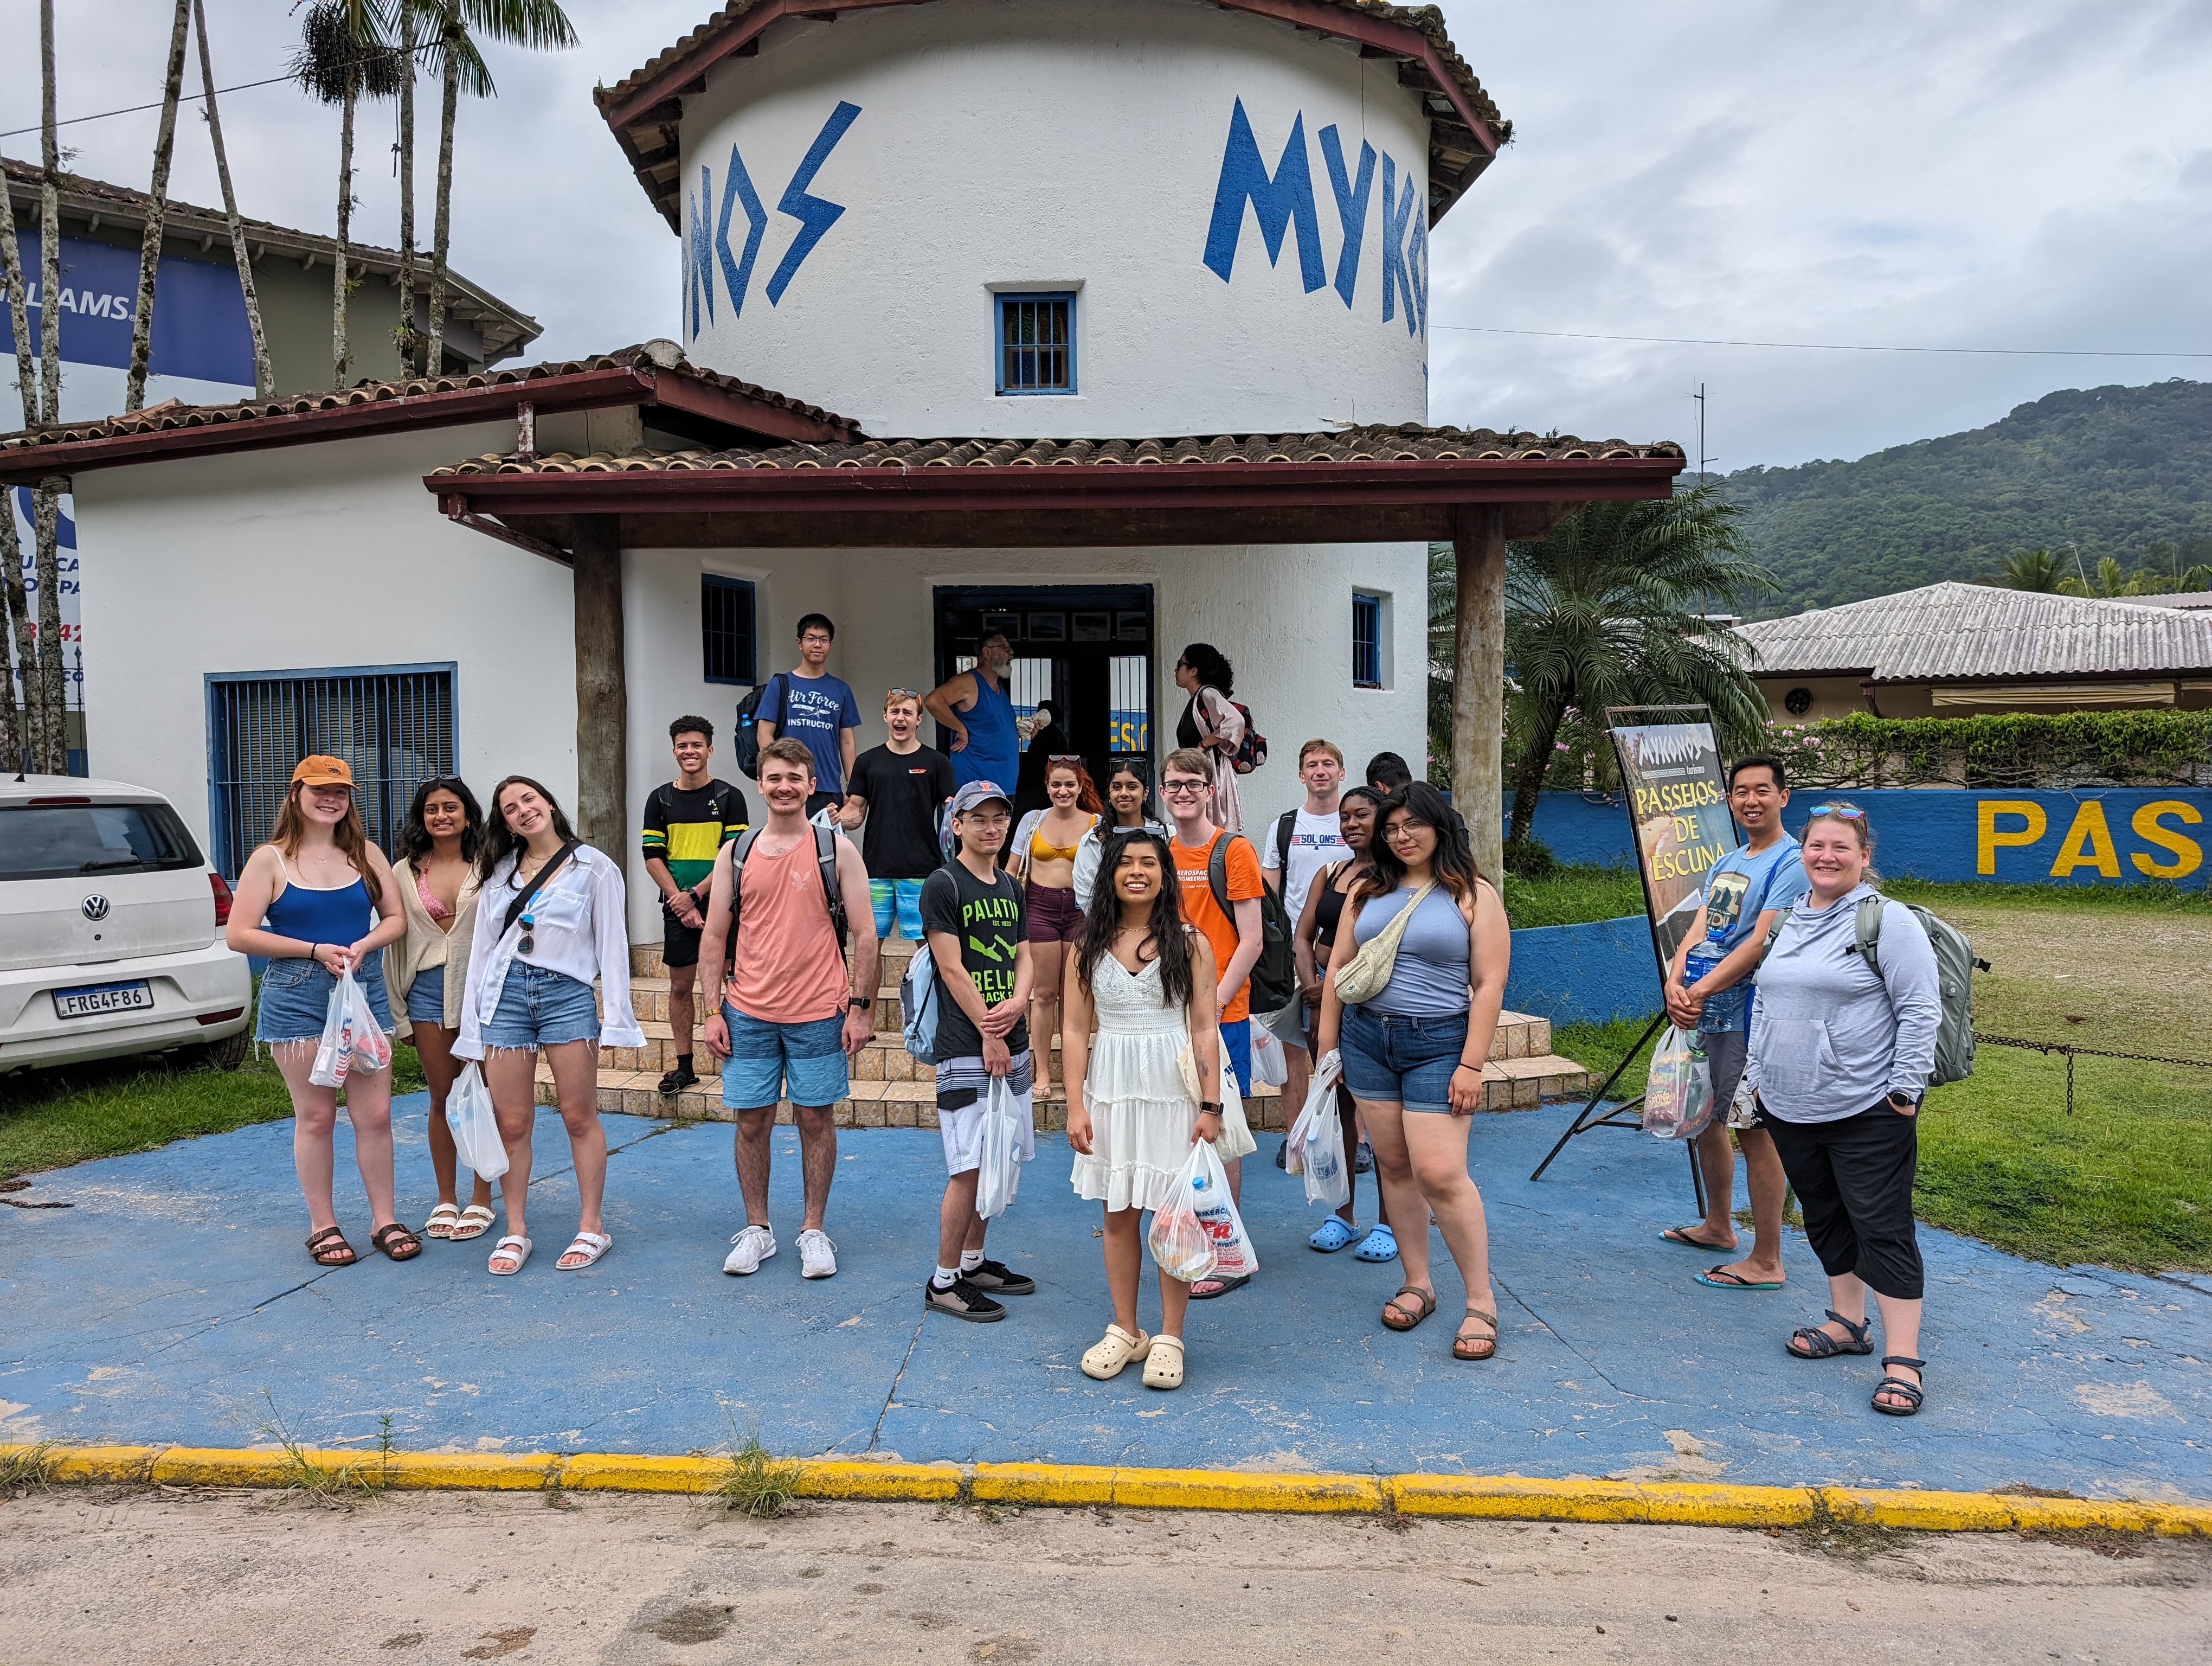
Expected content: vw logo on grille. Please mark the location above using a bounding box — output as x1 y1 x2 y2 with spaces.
81 895 110 922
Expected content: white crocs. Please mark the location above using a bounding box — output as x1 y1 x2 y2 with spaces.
1142 1335 1185 1391
1081 1324 1151 1380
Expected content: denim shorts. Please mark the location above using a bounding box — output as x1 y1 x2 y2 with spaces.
1340 1003 1469 1114
255 955 393 1043
869 877 927 942
721 1004 849 1110
406 962 447 1026
481 963 601 1050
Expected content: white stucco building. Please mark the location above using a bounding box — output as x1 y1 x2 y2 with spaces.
2 0 1681 943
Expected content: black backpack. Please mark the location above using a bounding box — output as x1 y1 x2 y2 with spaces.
1209 831 1297 1016
723 823 847 965
732 673 787 781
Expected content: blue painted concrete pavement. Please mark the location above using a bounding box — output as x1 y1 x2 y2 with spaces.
3 1095 2206 1500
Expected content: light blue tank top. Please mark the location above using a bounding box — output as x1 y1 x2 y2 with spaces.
953 671 1020 793
1352 885 1471 1017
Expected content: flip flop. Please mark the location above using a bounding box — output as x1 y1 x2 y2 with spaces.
1187 1273 1251 1300
1697 1265 1783 1290
1353 1223 1399 1263
1309 1216 1360 1253
1660 1225 1735 1251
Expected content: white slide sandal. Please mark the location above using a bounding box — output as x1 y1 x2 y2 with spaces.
487 1234 531 1276
451 1203 496 1242
558 1231 613 1270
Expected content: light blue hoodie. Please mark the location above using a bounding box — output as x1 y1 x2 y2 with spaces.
1746 882 1942 1122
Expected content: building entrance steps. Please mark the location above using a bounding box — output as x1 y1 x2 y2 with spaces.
546 937 1592 1119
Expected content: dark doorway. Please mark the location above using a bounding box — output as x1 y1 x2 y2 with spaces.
933 584 1154 812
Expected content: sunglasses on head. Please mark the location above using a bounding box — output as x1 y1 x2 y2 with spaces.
1807 804 1866 819
883 688 921 703
1048 753 1083 764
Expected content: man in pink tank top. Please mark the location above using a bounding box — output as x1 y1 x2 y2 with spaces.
698 738 880 1281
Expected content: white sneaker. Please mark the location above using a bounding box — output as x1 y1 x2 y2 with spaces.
723 1224 776 1276
796 1228 838 1279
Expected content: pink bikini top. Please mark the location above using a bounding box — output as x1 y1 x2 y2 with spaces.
414 867 453 924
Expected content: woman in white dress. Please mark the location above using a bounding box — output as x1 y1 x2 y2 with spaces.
1063 828 1244 1391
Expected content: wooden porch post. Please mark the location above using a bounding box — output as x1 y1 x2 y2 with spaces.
1452 503 1507 883
570 515 628 854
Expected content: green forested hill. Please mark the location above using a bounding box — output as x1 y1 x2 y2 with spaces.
1722 379 2212 611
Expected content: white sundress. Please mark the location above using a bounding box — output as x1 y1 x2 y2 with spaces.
1069 952 1257 1214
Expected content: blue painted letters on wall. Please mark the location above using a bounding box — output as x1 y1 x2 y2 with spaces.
1317 124 1375 311
686 101 863 336
1203 99 1326 294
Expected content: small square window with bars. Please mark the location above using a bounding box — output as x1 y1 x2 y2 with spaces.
702 574 757 685
1352 592 1384 689
996 293 1076 395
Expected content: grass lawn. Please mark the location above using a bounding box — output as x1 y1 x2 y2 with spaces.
1503 863 1645 930
0 1008 426 1182
1548 879 2212 1273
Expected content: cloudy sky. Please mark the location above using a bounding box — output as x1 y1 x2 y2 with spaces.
4 0 2208 467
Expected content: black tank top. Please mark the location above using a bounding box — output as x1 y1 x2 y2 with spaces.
1313 860 1352 952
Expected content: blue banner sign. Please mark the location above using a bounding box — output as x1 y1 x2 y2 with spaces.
0 233 255 385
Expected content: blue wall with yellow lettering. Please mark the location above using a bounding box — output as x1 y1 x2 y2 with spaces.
1521 788 2208 887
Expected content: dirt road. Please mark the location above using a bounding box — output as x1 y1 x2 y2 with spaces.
3 1486 2205 1664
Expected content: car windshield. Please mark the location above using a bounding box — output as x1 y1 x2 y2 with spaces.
0 800 203 881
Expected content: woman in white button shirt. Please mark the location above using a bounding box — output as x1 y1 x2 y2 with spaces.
456 776 645 1276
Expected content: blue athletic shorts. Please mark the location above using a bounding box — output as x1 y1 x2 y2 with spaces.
405 962 446 1026
255 955 392 1043
721 1004 849 1110
481 963 600 1051
1340 1003 1469 1114
870 877 927 942
1220 1016 1252 1099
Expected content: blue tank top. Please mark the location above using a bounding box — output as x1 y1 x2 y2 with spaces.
1353 885 1472 1017
262 858 375 952
953 671 1020 793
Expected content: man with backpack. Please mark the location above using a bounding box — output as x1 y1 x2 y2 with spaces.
696 737 880 1283
1260 739 1351 1144
754 613 864 817
639 716 748 1100
916 780 1037 1323
1163 747 1266 1298
1657 754 1811 1291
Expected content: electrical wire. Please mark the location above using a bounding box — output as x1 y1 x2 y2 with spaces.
2 41 442 140
1432 324 2212 359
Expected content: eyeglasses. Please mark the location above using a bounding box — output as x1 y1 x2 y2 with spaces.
1161 778 1207 797
1382 820 1426 842
1807 804 1866 819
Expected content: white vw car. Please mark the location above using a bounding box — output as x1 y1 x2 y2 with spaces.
0 774 253 1073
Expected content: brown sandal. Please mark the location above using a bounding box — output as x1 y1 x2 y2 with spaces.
1380 1285 1436 1331
370 1222 422 1262
305 1225 356 1267
1453 1308 1500 1361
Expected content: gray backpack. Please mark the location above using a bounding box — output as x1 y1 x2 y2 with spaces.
1854 896 1989 1088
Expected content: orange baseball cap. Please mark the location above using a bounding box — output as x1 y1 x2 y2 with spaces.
290 755 355 789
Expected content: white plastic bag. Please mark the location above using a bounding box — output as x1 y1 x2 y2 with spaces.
308 966 392 1089
445 1061 509 1181
1187 1138 1259 1279
1250 1022 1288 1088
975 1076 1026 1220
1285 1055 1349 1210
1147 1142 1219 1284
1641 1024 1715 1140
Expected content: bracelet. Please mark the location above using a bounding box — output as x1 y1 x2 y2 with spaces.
1455 1060 1482 1072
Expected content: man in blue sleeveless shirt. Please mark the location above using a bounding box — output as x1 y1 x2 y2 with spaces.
925 630 1021 794
1659 753 1810 1291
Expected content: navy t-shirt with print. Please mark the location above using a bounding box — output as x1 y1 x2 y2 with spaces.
773 671 862 792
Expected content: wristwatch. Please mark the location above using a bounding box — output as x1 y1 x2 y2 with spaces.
1887 1090 1918 1112
1198 1100 1221 1115
848 995 874 1012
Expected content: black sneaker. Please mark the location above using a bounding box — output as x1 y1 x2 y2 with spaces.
658 1062 700 1098
962 1258 1036 1296
924 1277 1006 1322
1274 1137 1290 1170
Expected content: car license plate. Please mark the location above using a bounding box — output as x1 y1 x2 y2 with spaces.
54 981 155 1020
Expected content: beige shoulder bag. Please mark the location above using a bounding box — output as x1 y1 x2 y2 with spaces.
1332 881 1438 1005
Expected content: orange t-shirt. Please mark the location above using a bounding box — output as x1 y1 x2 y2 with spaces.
1173 829 1263 1023
726 835 847 1024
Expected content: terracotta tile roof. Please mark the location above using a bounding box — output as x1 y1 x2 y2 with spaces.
432 425 1675 477
1738 581 2212 682
596 1 1510 232
4 156 539 363
0 345 858 457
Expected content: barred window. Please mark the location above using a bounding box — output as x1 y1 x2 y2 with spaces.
996 293 1075 395
703 574 757 684
1353 592 1384 689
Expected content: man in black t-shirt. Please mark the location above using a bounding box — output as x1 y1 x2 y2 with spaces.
641 716 748 1099
915 780 1037 1323
837 688 955 940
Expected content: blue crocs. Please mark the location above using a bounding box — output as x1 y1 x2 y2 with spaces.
1309 1216 1359 1253
1353 1223 1399 1263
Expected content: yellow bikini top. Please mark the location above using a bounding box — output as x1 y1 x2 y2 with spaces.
1029 813 1097 863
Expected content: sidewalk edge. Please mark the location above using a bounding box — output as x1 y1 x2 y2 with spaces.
6 1444 2207 1535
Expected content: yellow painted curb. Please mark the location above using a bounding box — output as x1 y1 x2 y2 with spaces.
4 1443 2205 1536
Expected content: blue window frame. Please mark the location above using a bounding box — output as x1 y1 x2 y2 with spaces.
204 662 456 879
1352 592 1383 688
995 292 1076 395
702 574 757 684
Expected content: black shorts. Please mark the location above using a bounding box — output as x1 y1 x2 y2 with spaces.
662 912 704 970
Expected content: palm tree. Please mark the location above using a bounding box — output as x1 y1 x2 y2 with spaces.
2058 555 2136 599
393 6 421 373
1502 487 1776 847
1 165 38 766
124 0 195 413
31 0 67 769
413 1 576 379
1987 547 2065 592
292 1 406 390
194 0 273 398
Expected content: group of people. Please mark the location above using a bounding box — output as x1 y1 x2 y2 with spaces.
229 614 1944 1417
